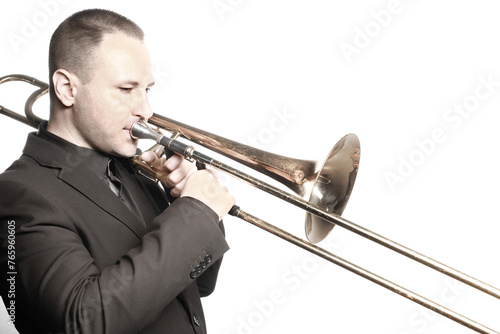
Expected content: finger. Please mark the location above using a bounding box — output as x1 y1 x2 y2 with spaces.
164 162 195 187
164 154 183 172
204 167 220 179
164 168 186 186
169 179 186 197
141 151 172 173
140 151 160 164
168 167 201 197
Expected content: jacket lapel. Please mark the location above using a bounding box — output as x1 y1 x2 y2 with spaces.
59 167 148 238
23 130 147 238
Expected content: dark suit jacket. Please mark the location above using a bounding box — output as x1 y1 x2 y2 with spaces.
0 124 229 334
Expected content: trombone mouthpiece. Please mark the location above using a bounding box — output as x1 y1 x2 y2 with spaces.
130 120 159 141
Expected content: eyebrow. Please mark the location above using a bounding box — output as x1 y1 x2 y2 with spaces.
117 80 155 87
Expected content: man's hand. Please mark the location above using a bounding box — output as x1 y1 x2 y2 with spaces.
141 151 235 219
141 151 197 197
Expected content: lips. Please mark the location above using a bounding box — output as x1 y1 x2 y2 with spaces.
124 128 137 141
126 118 145 132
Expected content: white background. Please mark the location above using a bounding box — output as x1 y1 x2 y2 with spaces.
1 1 499 333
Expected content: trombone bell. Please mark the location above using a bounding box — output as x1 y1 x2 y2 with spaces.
305 134 360 243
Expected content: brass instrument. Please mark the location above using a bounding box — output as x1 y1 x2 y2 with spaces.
1 74 499 334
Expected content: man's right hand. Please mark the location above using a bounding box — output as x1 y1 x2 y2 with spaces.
180 168 235 220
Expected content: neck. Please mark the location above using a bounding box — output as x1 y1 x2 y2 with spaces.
47 108 91 149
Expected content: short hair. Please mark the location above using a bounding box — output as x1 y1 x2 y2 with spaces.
48 9 144 99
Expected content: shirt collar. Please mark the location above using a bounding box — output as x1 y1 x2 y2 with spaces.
36 122 113 179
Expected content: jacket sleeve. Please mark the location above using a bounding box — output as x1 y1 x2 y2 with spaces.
196 219 226 297
0 180 229 334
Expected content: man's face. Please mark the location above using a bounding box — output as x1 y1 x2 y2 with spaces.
72 32 154 157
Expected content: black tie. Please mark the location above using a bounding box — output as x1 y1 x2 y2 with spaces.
105 158 145 226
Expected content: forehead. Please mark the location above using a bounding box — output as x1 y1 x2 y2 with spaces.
93 32 153 82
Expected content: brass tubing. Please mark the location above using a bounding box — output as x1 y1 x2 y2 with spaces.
0 74 47 128
230 206 499 334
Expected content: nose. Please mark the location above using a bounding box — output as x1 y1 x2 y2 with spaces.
132 92 153 121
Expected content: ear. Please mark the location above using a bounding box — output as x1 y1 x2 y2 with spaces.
52 69 79 107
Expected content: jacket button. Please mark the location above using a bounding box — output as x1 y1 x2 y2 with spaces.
193 315 201 327
190 270 198 279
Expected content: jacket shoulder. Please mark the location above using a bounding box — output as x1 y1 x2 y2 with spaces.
0 154 58 185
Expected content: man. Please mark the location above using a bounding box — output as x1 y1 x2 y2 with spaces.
0 9 234 334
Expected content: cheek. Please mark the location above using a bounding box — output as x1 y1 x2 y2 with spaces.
98 100 131 128
77 89 132 135
108 105 130 121
107 95 134 122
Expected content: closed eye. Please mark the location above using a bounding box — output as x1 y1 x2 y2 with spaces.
119 87 132 93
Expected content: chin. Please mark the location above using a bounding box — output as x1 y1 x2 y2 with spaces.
119 146 139 158
111 141 138 158
113 132 139 157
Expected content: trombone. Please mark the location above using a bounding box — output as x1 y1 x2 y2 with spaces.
1 74 499 334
